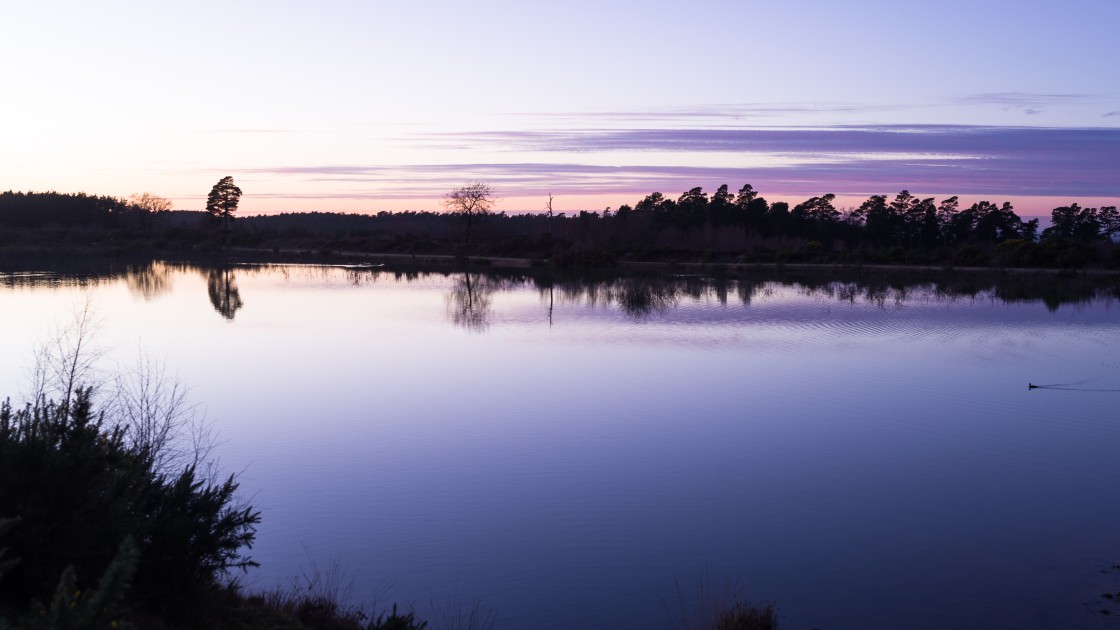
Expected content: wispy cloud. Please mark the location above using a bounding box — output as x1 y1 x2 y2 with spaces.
953 92 1110 118
229 125 1120 202
422 125 1119 159
955 92 1096 106
505 102 895 124
497 94 1119 129
206 129 312 134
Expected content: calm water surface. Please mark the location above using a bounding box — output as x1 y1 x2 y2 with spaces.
3 262 1120 630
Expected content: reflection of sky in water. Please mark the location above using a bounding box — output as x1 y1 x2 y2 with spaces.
3 264 1120 629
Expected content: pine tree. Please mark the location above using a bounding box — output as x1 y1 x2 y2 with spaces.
205 176 242 229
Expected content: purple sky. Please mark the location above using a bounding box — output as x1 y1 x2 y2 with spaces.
2 1 1117 215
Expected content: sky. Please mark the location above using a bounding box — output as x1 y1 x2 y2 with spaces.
2 0 1117 217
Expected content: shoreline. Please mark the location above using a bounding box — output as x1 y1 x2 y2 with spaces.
228 247 1120 276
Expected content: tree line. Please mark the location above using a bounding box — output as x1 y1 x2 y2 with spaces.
616 185 1118 246
2 182 1118 269
0 179 238 230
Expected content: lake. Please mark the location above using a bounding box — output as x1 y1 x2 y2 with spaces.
3 261 1120 629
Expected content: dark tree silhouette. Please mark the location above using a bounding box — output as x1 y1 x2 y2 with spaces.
205 176 242 229
936 196 960 246
1099 206 1119 240
734 184 769 233
709 184 734 226
0 191 129 228
128 192 172 214
1042 203 1102 242
635 191 664 215
4 179 1115 270
675 187 709 229
443 181 496 244
791 193 839 236
546 193 555 236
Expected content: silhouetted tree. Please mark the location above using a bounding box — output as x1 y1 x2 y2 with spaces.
792 194 839 237
1099 206 1119 240
443 181 496 244
936 196 960 246
767 201 790 235
859 195 892 245
906 196 938 247
1042 203 1101 242
709 184 735 226
734 184 769 233
634 192 664 216
205 177 241 229
972 201 1025 243
886 191 918 245
546 193 555 236
129 192 173 214
675 186 709 229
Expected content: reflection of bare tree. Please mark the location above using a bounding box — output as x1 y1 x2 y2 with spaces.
206 268 244 320
535 280 556 328
611 279 680 320
126 262 174 301
446 272 493 332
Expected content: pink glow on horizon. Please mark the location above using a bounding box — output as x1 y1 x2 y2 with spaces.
223 192 1117 221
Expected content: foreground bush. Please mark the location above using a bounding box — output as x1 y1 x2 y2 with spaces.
0 389 260 625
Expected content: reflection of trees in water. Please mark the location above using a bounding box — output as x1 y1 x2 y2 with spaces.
446 272 493 332
525 270 1120 321
126 262 174 300
609 279 681 320
6 261 1119 324
206 269 244 320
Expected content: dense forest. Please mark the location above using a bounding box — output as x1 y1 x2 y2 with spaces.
2 187 1118 269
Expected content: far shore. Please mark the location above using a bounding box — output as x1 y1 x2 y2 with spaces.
226 246 1120 276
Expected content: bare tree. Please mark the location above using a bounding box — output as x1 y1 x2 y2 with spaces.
25 293 106 409
546 193 554 236
24 297 218 478
442 181 497 244
128 192 173 213
113 349 216 477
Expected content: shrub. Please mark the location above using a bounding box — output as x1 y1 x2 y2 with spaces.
18 537 139 630
0 389 260 622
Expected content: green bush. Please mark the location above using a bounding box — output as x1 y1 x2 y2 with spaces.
18 537 138 630
0 389 260 622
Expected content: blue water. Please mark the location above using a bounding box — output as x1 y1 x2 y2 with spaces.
3 263 1120 629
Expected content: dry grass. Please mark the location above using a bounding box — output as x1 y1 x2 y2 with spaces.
662 574 777 630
